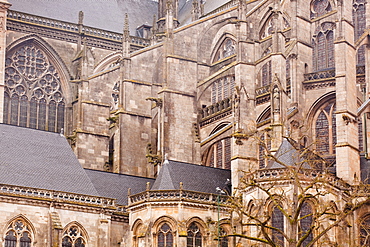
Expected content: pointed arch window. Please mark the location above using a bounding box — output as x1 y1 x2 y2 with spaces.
353 0 366 65
4 217 34 247
360 214 370 246
211 76 235 104
315 102 336 155
261 61 272 87
206 137 231 169
3 41 65 132
299 202 313 245
187 222 202 247
219 227 228 247
158 223 173 247
62 224 87 247
213 38 236 63
312 23 335 71
272 206 284 245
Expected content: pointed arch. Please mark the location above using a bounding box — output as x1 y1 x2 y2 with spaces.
210 33 236 63
61 221 89 247
93 51 122 74
4 34 70 132
3 214 36 247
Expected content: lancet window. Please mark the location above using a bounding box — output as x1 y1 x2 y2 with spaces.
186 222 202 247
61 224 87 247
272 206 284 245
208 138 231 169
353 0 366 65
312 23 335 71
211 76 235 104
310 0 332 19
219 227 228 247
213 38 236 63
3 41 65 132
360 214 370 246
4 217 33 247
315 101 336 155
299 202 313 245
158 223 173 247
261 61 272 87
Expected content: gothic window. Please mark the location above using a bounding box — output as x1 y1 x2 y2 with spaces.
211 76 235 104
219 227 228 247
312 23 335 71
260 16 275 40
315 102 336 155
207 137 232 169
3 41 65 132
311 0 332 19
261 61 272 87
360 214 370 246
299 202 313 246
111 81 120 110
4 218 33 247
158 223 173 247
62 224 87 247
213 38 236 63
353 0 366 65
187 222 202 247
272 206 284 245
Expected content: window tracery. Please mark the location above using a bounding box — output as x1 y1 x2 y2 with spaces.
311 0 332 19
211 76 235 104
353 0 366 65
61 224 87 247
3 41 65 132
312 23 335 71
315 101 336 155
213 38 236 63
4 218 33 247
206 138 231 169
157 223 173 247
111 81 120 110
186 222 202 247
360 214 370 246
260 16 275 40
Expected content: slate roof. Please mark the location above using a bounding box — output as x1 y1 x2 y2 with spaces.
0 124 99 196
85 169 154 205
9 0 158 34
151 160 231 194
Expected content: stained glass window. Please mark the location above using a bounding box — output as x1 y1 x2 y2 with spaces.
158 223 173 247
315 102 336 155
360 215 370 246
313 22 335 71
3 41 65 132
272 206 284 245
213 38 236 63
207 138 232 169
211 76 235 104
353 1 366 65
220 227 228 247
187 222 202 247
61 224 87 247
261 61 272 87
4 218 33 247
311 0 332 19
300 203 313 246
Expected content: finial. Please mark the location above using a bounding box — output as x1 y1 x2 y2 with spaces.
146 182 151 191
124 13 130 38
163 153 169 165
60 128 64 136
78 11 84 25
180 182 183 190
128 188 131 196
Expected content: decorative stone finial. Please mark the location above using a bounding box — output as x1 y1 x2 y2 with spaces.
78 11 84 25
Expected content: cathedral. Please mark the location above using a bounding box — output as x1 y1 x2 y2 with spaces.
0 0 370 246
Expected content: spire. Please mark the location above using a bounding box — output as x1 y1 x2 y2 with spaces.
122 13 130 57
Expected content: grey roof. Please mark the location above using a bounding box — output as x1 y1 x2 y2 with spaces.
151 160 231 193
9 0 158 34
267 138 302 169
0 124 99 196
85 169 154 205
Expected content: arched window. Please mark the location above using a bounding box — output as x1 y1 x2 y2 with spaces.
315 101 336 155
207 138 231 169
312 23 335 71
219 227 228 247
261 61 272 87
4 217 34 247
3 41 65 132
272 206 284 245
213 38 236 63
360 214 370 246
187 222 202 247
353 0 366 65
310 0 332 19
211 76 235 104
299 202 313 245
61 224 87 247
158 223 173 247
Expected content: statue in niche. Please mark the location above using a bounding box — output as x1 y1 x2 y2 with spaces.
273 86 280 112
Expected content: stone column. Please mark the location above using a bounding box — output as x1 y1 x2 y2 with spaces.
0 0 11 123
335 1 360 184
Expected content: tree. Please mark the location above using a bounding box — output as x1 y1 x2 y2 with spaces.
228 136 370 247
